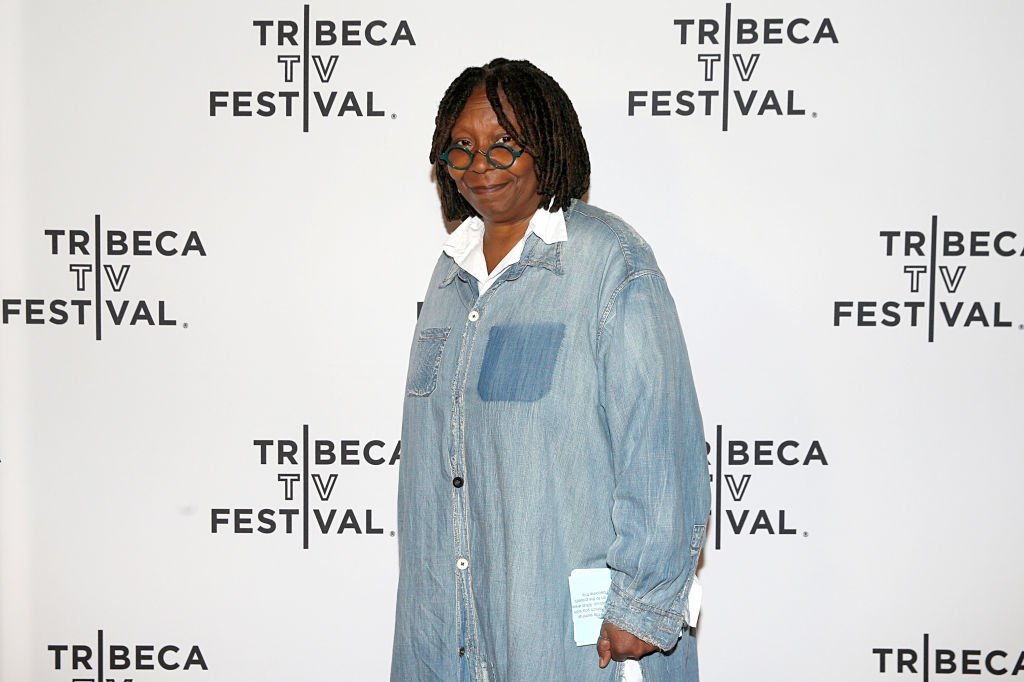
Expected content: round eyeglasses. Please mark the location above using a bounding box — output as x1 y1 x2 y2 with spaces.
440 143 524 171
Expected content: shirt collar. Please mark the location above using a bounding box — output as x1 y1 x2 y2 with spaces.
442 206 567 256
440 207 567 288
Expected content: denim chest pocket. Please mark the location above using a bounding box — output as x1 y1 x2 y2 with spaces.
478 323 566 402
406 327 451 397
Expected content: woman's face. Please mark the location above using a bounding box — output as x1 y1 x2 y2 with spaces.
447 86 541 227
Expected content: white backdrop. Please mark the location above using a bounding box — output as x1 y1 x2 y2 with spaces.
2 1 1022 680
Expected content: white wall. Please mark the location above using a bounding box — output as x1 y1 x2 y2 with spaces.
2 1 1021 679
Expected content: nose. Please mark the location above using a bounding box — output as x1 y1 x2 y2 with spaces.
468 148 491 174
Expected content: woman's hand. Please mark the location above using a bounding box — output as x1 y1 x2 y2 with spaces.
596 621 658 668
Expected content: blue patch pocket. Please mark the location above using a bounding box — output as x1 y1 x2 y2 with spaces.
478 324 565 402
406 327 450 397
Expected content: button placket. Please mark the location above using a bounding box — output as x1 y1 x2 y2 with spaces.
449 293 484 672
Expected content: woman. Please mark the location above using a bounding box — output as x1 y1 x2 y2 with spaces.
392 58 710 682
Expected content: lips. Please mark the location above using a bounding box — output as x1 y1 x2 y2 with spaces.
466 181 510 195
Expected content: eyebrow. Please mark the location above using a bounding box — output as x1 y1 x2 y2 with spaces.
449 128 512 142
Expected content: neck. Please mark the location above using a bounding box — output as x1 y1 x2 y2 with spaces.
483 216 530 241
481 214 533 274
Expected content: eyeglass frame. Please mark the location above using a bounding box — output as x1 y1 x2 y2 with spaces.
439 142 524 171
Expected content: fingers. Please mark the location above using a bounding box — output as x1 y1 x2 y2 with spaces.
597 624 612 669
597 621 659 667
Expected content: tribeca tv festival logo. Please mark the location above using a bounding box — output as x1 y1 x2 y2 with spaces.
834 215 1020 342
707 424 829 550
209 5 416 132
47 629 207 682
1 215 206 340
873 633 1024 678
628 2 838 130
210 424 399 549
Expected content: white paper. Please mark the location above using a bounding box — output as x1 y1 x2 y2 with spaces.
568 568 612 646
684 576 703 627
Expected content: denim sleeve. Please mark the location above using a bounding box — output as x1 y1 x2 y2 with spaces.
597 270 712 652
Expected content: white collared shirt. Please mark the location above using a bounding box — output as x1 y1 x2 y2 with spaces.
442 207 568 296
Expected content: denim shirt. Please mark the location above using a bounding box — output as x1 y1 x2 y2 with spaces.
391 200 711 682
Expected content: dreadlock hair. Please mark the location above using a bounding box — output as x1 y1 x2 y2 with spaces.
429 58 591 222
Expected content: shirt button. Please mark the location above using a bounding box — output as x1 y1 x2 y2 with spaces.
456 557 469 570
468 310 480 322
458 647 466 656
453 476 464 488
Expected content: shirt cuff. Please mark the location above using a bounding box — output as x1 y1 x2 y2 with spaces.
602 581 693 652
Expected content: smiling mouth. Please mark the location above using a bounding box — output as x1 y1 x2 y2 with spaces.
467 182 509 195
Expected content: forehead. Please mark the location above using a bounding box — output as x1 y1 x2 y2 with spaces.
451 86 519 135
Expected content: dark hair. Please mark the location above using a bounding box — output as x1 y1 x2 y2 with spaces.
429 58 591 221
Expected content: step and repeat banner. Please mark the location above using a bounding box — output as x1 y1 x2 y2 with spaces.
2 0 1021 680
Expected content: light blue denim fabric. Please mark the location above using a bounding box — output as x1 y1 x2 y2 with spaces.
392 200 711 682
